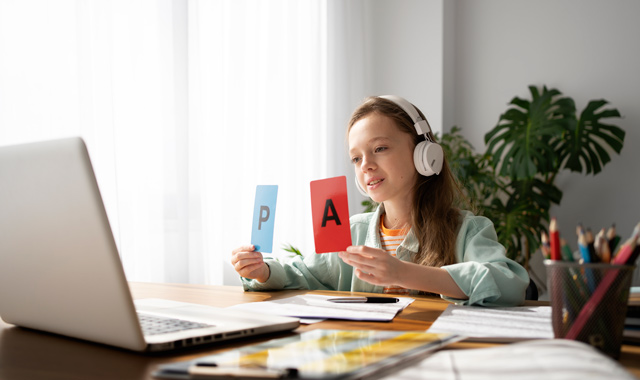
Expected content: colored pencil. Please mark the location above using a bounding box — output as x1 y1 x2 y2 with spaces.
577 227 596 292
567 234 639 340
565 267 621 340
594 228 610 263
585 229 597 263
549 218 561 261
560 238 574 262
599 234 611 264
562 222 640 344
594 228 603 257
607 224 620 253
630 236 640 265
541 231 550 260
612 233 639 265
577 230 591 263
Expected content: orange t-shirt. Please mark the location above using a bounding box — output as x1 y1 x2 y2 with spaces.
380 219 411 295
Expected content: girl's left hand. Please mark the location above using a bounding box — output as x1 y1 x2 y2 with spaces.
338 245 405 287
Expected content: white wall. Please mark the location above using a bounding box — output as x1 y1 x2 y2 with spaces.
341 0 446 214
451 0 640 243
366 0 444 135
361 0 639 284
450 0 640 282
364 0 640 241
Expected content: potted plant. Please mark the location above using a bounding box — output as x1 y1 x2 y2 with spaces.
442 85 624 268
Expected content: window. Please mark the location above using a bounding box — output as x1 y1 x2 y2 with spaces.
0 0 342 285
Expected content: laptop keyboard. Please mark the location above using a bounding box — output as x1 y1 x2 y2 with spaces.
138 313 215 336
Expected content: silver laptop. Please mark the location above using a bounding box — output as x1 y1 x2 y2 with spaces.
0 137 299 352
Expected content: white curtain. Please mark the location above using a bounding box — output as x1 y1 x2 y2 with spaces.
0 0 187 282
189 0 330 285
0 0 365 285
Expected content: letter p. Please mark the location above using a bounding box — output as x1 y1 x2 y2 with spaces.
251 185 278 253
258 205 270 230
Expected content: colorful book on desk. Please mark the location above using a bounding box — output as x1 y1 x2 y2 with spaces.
153 329 462 379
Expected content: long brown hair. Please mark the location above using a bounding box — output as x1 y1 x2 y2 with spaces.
347 96 467 267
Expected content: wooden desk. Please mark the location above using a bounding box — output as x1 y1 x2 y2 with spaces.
0 282 638 380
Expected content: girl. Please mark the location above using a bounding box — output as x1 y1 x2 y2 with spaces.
231 95 529 306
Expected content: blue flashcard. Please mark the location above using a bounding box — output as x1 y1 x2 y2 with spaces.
251 185 278 253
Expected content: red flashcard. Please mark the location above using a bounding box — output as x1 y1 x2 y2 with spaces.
310 176 352 253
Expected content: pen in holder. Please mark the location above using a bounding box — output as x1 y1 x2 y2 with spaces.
545 260 635 359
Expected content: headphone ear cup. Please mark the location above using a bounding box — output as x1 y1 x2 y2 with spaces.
414 141 444 176
354 176 369 197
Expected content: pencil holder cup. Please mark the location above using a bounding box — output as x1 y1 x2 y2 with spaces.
545 260 635 359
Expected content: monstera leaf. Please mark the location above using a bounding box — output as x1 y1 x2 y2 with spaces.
557 99 624 175
506 177 563 218
484 86 575 180
445 85 625 267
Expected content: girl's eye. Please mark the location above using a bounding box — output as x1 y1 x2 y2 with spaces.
375 146 387 153
351 157 361 164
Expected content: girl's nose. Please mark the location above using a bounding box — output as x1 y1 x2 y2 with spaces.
360 154 375 172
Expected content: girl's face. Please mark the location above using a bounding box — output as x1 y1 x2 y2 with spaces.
348 113 418 205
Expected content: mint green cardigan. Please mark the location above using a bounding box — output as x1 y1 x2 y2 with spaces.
241 204 529 306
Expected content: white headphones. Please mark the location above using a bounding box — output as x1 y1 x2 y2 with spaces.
354 95 444 197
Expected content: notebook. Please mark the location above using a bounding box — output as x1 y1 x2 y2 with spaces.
0 137 299 352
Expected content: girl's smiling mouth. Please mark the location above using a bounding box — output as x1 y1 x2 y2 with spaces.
367 178 384 187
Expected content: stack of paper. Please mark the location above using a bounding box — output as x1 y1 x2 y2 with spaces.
386 339 635 380
625 286 640 343
226 294 414 323
427 304 554 342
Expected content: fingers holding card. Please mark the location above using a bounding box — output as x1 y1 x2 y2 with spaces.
251 185 278 253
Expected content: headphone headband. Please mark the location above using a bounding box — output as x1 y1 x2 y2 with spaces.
379 95 432 137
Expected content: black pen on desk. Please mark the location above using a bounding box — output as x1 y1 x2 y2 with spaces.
328 297 399 303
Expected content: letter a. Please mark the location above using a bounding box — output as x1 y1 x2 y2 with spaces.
321 199 341 227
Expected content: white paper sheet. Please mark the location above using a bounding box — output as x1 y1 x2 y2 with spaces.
226 294 414 322
427 304 554 341
385 339 635 380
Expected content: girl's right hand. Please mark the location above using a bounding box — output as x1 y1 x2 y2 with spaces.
231 245 270 283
